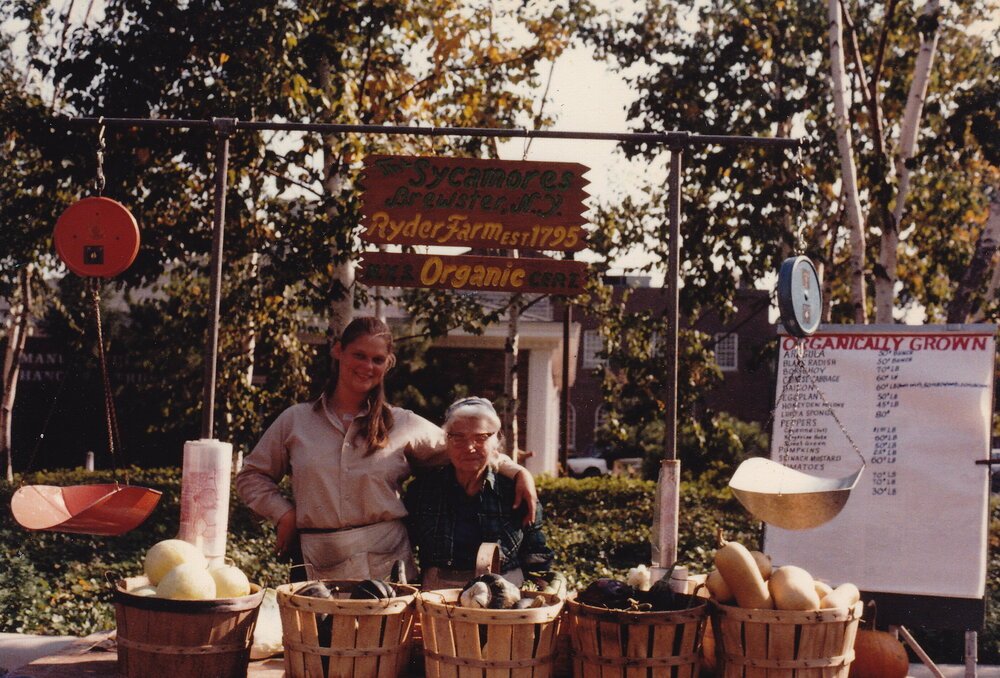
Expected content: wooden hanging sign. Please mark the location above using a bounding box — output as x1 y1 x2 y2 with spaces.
359 251 588 296
360 155 589 252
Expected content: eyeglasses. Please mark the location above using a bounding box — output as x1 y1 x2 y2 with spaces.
446 432 496 445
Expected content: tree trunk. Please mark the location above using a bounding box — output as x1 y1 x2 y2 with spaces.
959 192 1000 323
838 0 897 323
2 265 33 482
881 0 941 321
244 251 260 388
318 55 355 341
828 0 868 323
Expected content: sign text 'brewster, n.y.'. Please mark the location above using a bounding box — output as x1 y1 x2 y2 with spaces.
360 155 589 251
359 252 588 296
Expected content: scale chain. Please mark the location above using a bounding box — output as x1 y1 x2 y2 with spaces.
94 117 106 196
768 340 867 468
89 279 125 484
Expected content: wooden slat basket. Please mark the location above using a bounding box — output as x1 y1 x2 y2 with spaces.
709 601 864 678
564 592 708 678
275 580 418 678
113 575 265 678
416 588 564 678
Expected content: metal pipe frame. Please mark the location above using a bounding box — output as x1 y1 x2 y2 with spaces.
67 116 801 149
67 114 799 449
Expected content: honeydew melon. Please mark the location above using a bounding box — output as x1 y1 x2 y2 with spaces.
157 564 217 600
143 539 206 585
209 564 251 598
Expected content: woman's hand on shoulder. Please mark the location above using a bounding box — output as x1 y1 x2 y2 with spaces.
275 508 298 558
512 468 537 527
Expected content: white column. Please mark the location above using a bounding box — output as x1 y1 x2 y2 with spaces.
525 348 559 476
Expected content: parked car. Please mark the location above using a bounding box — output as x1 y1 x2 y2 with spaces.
566 445 612 478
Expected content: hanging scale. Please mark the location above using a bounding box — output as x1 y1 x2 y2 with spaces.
727 161 868 529
11 120 161 536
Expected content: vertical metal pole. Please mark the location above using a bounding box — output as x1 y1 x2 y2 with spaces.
560 300 572 475
664 145 683 461
655 144 684 570
965 630 978 678
201 118 235 440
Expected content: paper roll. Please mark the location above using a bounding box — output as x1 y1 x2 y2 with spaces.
178 438 233 562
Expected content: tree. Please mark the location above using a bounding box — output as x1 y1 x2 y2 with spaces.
2 0 584 462
564 0 997 471
583 0 998 325
0 33 73 479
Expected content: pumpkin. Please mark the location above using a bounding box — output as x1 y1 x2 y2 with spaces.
714 541 773 609
849 629 909 678
700 620 718 677
350 578 396 600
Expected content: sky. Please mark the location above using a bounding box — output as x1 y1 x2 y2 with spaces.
495 45 668 282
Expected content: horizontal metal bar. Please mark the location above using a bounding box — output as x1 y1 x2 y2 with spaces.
66 116 801 149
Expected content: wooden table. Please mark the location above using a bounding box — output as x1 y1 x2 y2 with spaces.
8 632 285 678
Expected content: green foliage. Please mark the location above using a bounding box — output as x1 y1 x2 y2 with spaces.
0 0 593 469
575 282 769 477
582 0 999 323
0 467 289 635
0 469 996 664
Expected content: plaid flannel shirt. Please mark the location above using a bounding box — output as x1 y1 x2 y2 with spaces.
404 464 554 575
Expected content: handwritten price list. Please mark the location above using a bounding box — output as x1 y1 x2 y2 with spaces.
766 328 995 600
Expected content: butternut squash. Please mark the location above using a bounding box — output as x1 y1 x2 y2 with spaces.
820 582 861 609
714 541 773 609
768 565 820 610
705 569 734 603
750 550 772 580
814 580 834 599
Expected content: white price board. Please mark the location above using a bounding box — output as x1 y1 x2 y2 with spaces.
764 325 995 600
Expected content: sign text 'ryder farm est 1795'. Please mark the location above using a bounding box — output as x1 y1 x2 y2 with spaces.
358 155 590 295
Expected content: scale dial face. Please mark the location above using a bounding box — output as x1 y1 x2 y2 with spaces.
53 196 140 278
777 256 822 338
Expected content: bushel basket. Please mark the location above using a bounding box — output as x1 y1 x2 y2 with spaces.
564 592 708 678
710 600 864 678
416 588 564 678
114 575 265 678
276 579 418 678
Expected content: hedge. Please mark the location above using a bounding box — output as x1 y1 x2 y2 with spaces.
0 467 993 664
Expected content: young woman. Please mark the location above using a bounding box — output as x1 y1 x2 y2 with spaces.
405 397 554 588
236 317 536 581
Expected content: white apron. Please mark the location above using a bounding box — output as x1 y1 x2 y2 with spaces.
299 518 416 581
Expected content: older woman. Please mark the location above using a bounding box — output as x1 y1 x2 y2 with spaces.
236 318 536 582
404 397 554 588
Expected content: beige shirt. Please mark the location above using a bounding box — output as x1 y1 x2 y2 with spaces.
236 398 521 529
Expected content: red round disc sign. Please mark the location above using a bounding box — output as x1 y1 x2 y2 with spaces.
53 197 140 277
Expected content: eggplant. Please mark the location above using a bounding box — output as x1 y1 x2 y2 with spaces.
388 559 408 585
350 578 397 600
295 581 333 673
638 563 680 612
577 578 636 610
